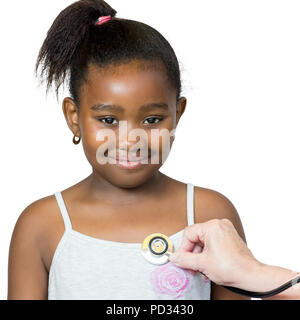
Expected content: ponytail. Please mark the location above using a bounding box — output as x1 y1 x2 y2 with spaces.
35 0 116 99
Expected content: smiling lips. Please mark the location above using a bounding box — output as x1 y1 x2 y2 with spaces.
108 156 149 169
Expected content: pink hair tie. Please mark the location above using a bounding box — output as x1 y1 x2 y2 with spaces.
95 15 111 26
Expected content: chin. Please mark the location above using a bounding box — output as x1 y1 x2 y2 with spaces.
105 166 161 189
109 177 148 189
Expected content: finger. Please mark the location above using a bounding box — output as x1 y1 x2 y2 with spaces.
199 271 209 281
186 245 202 275
188 269 197 276
201 274 209 281
177 223 206 253
173 243 202 264
169 251 206 272
192 244 203 254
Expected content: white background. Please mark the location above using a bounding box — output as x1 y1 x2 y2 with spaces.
0 0 299 300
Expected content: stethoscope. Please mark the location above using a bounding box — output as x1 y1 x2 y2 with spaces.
142 233 300 299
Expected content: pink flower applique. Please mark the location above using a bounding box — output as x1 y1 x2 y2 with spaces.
150 262 193 299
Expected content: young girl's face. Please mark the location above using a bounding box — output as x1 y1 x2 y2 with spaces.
63 59 186 188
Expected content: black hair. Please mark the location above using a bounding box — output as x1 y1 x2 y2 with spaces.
35 0 182 106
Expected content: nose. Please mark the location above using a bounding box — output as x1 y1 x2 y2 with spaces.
117 121 144 156
118 122 134 150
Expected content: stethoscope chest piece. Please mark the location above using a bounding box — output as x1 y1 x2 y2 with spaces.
141 233 174 265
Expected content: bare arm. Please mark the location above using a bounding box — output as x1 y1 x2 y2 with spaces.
233 260 300 300
194 188 250 300
8 203 48 300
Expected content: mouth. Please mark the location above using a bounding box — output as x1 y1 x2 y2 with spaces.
108 155 150 170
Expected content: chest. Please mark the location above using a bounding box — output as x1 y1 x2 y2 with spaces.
43 200 188 273
47 233 211 300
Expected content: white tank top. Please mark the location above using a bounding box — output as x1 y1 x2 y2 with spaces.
48 183 211 300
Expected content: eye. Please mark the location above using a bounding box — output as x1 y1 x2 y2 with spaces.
143 117 163 125
98 117 118 125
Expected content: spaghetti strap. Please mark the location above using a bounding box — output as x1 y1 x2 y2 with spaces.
186 183 194 226
54 191 72 231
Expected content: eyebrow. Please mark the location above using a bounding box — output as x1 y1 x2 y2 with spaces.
90 102 169 112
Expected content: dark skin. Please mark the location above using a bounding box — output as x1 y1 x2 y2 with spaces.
7 59 249 300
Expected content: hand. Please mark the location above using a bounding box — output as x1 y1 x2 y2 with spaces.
169 219 261 287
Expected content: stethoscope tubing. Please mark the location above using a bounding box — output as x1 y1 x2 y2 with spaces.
219 274 300 298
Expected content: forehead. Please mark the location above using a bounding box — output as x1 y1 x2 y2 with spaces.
79 60 175 107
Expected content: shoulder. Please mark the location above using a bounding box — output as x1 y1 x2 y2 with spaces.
11 194 63 257
193 186 246 242
14 195 58 235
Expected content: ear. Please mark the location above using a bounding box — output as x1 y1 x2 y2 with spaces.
62 97 80 137
175 97 187 126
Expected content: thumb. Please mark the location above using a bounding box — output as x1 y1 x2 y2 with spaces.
169 251 206 272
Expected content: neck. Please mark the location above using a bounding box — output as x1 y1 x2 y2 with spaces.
84 169 168 206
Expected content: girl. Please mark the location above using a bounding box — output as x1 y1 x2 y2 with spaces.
8 0 249 300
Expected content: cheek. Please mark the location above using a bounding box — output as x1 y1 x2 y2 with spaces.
82 122 101 147
80 119 109 164
148 121 175 162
